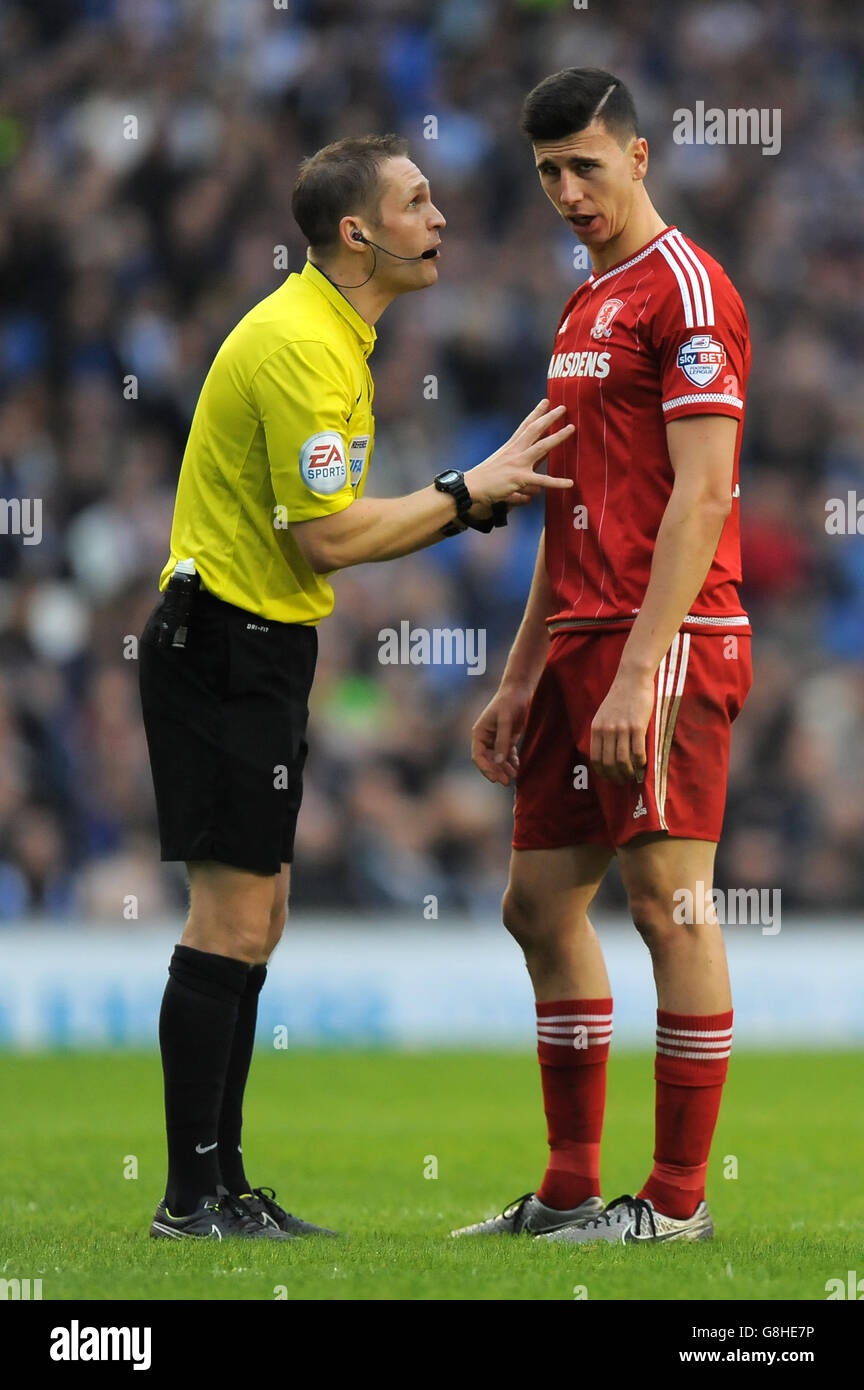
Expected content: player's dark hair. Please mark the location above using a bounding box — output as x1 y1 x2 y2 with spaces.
520 69 638 146
292 133 410 253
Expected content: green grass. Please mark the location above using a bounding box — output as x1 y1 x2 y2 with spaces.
0 1050 861 1301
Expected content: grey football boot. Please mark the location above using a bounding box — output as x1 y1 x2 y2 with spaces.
238 1186 339 1236
450 1190 605 1238
538 1193 713 1245
150 1185 297 1240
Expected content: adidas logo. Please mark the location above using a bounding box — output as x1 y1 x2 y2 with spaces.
633 793 648 819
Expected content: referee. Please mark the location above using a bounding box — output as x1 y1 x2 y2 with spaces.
138 133 573 1239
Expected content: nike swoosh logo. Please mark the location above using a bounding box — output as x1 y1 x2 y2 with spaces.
211 1224 222 1241
622 1227 681 1243
195 1141 218 1154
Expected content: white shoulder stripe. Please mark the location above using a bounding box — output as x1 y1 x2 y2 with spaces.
670 231 715 325
657 242 695 327
667 237 706 325
587 227 719 331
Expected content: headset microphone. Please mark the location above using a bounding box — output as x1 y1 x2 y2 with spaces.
352 230 438 260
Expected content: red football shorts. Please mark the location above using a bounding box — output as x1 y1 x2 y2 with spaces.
513 627 752 850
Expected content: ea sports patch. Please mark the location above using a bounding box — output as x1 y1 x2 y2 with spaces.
590 298 624 340
676 334 727 387
299 431 348 495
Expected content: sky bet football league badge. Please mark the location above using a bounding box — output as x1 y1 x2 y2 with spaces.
676 334 727 387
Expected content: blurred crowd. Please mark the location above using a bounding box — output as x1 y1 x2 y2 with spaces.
0 0 862 922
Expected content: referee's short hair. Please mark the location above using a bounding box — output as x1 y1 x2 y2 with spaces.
520 69 638 147
292 133 410 255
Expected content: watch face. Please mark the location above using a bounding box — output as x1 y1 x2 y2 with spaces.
437 470 461 486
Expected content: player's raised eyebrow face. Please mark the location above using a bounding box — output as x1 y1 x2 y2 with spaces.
533 127 620 173
535 152 604 173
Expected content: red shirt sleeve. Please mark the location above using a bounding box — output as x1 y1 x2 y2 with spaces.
648 238 750 423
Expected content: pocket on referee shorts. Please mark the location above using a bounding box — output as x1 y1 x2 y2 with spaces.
224 619 312 763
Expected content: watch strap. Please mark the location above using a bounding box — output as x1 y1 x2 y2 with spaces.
465 501 509 533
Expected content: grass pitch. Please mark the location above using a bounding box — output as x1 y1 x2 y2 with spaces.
1 1049 861 1301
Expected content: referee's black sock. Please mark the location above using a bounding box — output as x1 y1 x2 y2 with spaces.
217 963 267 1195
159 944 249 1217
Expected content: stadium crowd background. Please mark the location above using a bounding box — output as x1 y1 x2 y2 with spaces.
0 0 861 921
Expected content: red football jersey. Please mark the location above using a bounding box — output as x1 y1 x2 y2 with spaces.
544 225 751 636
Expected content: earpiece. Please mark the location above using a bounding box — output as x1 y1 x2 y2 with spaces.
342 230 433 266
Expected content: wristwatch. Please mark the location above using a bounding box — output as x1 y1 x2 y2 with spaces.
434 469 474 536
433 469 510 537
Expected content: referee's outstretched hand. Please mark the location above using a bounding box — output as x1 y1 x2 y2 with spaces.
464 400 574 507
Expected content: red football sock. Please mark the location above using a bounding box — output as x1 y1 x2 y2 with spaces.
535 997 612 1211
639 1008 734 1220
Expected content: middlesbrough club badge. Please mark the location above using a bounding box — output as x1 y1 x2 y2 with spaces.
590 298 624 340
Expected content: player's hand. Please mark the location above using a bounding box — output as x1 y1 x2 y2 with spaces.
589 672 655 784
464 400 574 507
471 683 533 786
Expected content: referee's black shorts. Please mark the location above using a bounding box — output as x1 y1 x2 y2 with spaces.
138 586 317 876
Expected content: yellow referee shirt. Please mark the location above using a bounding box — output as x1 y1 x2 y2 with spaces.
158 260 376 624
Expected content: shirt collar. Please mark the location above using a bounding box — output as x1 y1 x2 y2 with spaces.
300 260 377 357
586 225 677 291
